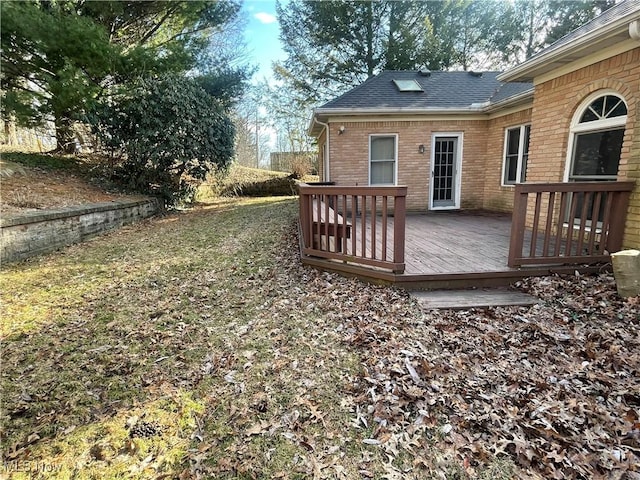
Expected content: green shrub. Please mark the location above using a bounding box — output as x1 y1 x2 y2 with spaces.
224 175 298 197
89 75 235 207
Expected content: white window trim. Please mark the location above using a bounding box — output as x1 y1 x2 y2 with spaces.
429 132 463 210
500 124 530 187
563 90 627 182
368 133 398 186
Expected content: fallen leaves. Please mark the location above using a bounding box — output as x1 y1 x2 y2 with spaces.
2 197 639 479
331 271 639 478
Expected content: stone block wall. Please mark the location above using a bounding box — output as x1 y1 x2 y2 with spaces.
1 198 162 263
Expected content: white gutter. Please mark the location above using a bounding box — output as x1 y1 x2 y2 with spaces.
498 8 640 82
313 91 534 119
307 109 320 136
312 116 330 181
314 106 488 116
484 88 535 112
630 19 640 40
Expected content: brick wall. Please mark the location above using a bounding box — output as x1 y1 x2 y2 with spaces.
527 48 640 248
483 108 533 212
327 119 490 211
628 96 640 248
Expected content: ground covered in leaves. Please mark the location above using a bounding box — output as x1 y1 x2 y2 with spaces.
0 151 145 216
1 197 638 479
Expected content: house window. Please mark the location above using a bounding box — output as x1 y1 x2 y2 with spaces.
502 124 530 185
568 94 627 182
369 135 397 185
565 92 627 224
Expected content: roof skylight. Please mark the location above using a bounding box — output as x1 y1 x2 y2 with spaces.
393 79 423 92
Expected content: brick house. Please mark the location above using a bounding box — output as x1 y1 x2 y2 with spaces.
309 0 639 249
309 70 533 213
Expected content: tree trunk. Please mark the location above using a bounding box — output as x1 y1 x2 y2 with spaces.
3 117 18 146
526 5 535 59
612 249 640 298
365 2 375 77
54 114 77 154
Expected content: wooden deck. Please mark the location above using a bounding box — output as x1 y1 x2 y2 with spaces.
403 212 514 275
301 211 610 290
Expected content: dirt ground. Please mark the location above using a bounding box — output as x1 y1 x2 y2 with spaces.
0 159 144 216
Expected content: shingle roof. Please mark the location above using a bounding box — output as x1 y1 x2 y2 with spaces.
490 81 533 104
318 71 532 111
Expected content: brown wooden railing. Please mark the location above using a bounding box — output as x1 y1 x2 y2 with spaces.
508 181 634 267
298 185 407 273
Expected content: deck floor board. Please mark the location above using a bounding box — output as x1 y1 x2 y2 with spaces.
303 211 607 289
381 212 515 275
339 212 517 274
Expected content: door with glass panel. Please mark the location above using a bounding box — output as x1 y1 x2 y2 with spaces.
430 135 460 209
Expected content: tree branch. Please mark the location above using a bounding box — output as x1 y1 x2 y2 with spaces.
137 3 183 46
152 23 216 49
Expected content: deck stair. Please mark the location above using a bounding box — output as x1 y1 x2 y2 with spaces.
411 288 539 310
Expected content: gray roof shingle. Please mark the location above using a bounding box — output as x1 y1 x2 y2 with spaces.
318 71 532 111
490 81 534 104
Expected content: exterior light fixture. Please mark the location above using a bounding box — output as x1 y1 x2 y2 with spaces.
418 144 426 154
338 125 345 134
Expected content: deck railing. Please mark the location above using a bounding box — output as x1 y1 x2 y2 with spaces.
298 184 407 273
508 181 634 267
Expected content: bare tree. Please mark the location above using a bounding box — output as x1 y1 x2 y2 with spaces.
233 85 272 168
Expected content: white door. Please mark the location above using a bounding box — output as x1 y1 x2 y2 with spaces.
430 134 462 210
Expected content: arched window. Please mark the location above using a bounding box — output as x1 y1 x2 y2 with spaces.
567 93 627 182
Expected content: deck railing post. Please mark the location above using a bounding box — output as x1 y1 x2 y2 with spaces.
508 184 528 267
607 189 632 253
299 189 311 248
393 189 406 273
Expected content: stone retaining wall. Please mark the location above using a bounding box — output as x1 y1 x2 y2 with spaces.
1 198 162 264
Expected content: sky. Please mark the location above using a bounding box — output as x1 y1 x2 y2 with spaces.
242 0 287 84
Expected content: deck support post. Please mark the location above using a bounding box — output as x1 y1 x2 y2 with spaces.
393 194 406 273
299 192 312 249
608 189 632 253
508 186 528 267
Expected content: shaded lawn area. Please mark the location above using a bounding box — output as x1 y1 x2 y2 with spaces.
1 197 397 479
1 197 639 479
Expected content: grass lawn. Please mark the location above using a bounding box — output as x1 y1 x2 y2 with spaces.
2 196 638 479
0 197 405 479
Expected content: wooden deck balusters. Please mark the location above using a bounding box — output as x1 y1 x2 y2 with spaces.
298 185 407 273
508 181 634 267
